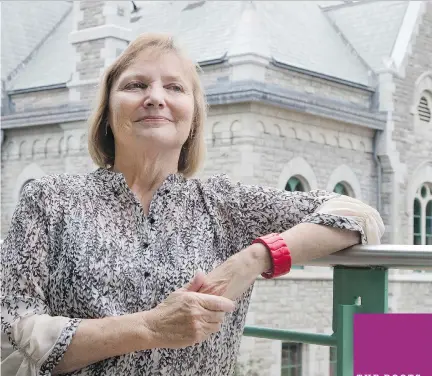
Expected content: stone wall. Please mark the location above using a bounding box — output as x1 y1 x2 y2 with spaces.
236 273 432 376
202 103 377 206
381 2 432 245
10 88 70 113
264 66 373 109
0 121 93 236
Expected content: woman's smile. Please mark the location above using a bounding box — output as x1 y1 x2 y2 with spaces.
135 115 173 124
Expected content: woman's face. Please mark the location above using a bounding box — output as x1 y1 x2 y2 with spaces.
109 50 195 155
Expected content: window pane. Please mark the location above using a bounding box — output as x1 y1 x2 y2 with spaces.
414 216 421 234
281 343 302 376
426 201 432 218
421 185 428 198
426 236 432 245
285 177 305 192
329 347 337 376
426 201 432 239
413 199 422 244
414 198 421 213
334 182 348 196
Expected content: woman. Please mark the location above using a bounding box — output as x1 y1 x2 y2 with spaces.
1 33 384 376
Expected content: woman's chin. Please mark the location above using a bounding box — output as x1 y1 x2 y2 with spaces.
133 129 185 149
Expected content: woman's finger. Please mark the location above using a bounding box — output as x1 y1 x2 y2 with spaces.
195 293 235 312
202 311 225 324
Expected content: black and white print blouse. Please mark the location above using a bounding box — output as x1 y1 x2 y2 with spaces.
1 167 384 376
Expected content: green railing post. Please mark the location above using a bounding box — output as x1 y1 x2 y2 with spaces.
332 266 388 376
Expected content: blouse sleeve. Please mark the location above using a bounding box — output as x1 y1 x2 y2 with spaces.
208 175 384 246
1 180 81 376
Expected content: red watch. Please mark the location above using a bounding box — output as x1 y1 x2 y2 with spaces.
252 233 292 279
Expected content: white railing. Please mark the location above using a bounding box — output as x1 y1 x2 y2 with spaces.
301 244 432 270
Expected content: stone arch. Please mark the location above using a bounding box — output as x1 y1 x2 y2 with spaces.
272 124 283 137
14 163 47 204
45 138 55 157
2 140 18 160
230 120 243 133
80 133 88 151
277 157 318 191
254 120 265 134
66 134 78 154
19 140 29 159
284 127 297 139
32 139 43 158
326 164 362 200
58 136 65 156
406 161 432 244
410 71 432 122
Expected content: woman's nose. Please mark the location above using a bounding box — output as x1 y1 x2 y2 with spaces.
144 86 165 108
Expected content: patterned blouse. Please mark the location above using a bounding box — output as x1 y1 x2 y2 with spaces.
1 167 384 376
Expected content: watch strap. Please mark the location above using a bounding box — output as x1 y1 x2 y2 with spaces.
252 233 292 279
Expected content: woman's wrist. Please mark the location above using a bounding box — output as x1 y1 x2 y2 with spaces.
237 243 272 276
134 311 162 350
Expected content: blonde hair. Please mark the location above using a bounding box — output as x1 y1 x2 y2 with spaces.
88 33 207 177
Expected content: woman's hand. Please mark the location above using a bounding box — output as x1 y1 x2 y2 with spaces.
198 244 271 301
143 272 236 349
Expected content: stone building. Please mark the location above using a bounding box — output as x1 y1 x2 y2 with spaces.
1 1 431 375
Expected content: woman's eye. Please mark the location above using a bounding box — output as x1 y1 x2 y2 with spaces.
125 82 147 90
167 84 183 92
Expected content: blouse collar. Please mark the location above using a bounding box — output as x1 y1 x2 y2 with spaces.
92 167 186 194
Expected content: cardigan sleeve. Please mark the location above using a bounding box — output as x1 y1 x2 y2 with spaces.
1 181 81 376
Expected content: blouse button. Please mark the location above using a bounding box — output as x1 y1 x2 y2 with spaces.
149 217 156 225
143 242 149 248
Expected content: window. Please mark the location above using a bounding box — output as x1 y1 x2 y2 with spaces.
426 200 432 246
333 182 353 196
329 347 337 376
418 96 431 123
285 177 308 269
414 198 422 245
281 342 302 376
285 177 306 192
413 183 432 245
19 179 34 197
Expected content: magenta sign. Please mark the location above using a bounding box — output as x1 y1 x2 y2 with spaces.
353 314 432 376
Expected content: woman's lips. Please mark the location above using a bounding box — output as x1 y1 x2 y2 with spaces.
137 116 172 122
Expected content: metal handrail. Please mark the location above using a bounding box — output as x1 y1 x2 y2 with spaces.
298 244 432 269
244 244 432 374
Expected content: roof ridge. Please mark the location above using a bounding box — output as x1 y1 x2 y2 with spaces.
322 0 386 12
321 5 375 80
227 1 271 57
5 3 73 85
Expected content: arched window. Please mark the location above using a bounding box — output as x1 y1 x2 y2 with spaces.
19 179 34 197
333 182 353 197
413 183 432 245
285 176 308 270
418 95 431 124
426 200 432 245
285 176 307 192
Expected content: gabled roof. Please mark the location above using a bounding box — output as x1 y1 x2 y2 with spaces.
1 1 72 84
9 10 74 91
134 1 372 86
324 1 409 71
2 0 424 92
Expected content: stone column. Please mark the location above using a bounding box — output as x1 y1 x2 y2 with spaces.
67 0 132 104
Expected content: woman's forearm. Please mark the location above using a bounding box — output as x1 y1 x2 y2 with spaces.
53 312 154 375
239 223 361 275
